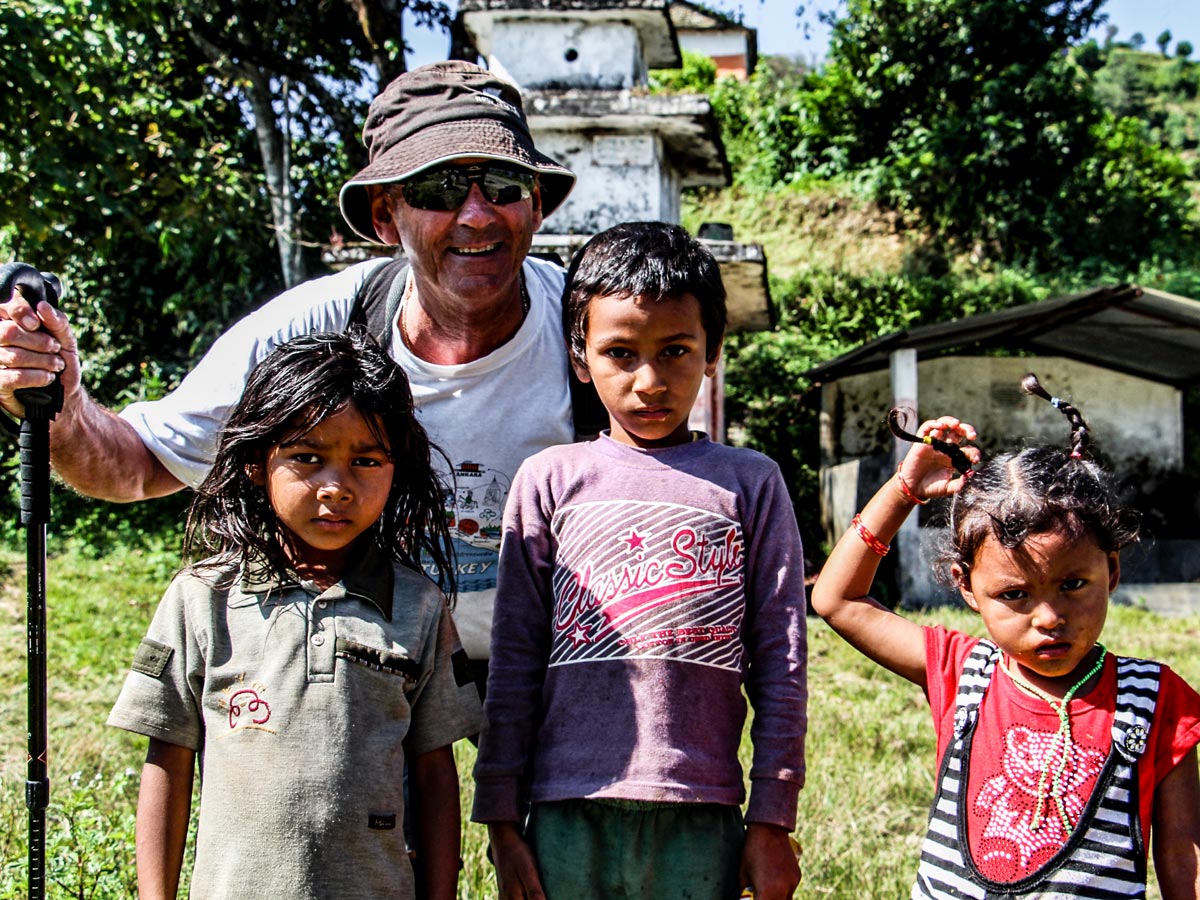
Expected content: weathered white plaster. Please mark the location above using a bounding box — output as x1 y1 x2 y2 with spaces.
677 31 746 60
819 356 1182 472
489 20 645 90
536 131 678 233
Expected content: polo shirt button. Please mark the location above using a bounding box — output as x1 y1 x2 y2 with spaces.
311 633 325 647
315 599 327 609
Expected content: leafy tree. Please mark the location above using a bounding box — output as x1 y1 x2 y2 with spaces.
1179 41 1195 60
2 0 277 405
755 0 1200 270
1157 29 1172 57
179 0 451 287
2 0 274 539
793 0 1117 266
707 57 812 189
649 48 717 93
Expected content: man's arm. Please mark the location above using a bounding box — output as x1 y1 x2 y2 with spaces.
1 293 184 500
136 738 195 900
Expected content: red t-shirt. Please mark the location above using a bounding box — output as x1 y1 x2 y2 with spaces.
924 626 1200 883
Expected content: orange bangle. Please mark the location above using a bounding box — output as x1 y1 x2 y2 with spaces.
895 468 929 506
852 513 890 556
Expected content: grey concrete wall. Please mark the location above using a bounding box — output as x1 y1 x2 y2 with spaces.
536 132 678 234
819 356 1182 473
490 20 645 90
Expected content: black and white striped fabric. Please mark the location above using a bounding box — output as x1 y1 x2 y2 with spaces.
911 639 1161 899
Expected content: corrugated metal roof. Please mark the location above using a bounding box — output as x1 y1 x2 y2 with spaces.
803 284 1200 388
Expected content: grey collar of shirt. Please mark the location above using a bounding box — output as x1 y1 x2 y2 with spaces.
239 539 397 620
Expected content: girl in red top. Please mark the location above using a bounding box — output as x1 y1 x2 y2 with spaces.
811 374 1200 899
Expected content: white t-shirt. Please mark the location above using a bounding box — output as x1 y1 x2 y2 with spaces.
121 256 576 658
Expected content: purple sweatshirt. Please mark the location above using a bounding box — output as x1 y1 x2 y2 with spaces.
472 433 808 829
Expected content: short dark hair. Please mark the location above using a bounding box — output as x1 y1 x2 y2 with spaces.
563 221 727 367
185 326 456 597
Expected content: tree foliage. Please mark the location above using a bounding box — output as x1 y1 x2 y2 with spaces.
178 0 452 286
1 0 459 540
799 0 1195 267
685 0 1197 270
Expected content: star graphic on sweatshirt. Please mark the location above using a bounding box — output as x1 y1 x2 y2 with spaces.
622 529 646 552
569 623 592 647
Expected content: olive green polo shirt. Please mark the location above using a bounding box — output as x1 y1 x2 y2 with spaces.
108 544 482 900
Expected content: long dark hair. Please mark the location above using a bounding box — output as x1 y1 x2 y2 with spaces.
184 326 455 597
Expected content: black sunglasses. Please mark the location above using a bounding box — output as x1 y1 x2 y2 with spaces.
401 163 536 212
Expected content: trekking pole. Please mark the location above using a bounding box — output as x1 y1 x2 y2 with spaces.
2 262 64 900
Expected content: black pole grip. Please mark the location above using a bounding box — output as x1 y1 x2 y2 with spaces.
1 262 64 422
19 418 51 526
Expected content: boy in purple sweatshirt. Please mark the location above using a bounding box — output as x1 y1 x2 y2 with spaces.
472 222 808 900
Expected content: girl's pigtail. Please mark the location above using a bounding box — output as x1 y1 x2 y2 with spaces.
886 408 975 477
1021 373 1090 459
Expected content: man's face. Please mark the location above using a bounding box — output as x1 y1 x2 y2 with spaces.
370 158 543 309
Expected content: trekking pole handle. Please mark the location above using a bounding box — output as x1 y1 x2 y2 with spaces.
1 261 64 421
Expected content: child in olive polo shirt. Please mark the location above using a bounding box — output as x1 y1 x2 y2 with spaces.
109 329 481 900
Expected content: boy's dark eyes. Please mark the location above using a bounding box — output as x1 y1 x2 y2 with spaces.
601 345 692 360
1061 577 1087 591
997 589 1027 602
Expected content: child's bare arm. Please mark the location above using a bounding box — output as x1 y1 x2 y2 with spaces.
810 417 978 688
1153 746 1200 899
410 744 462 900
739 822 800 899
136 737 195 900
487 821 547 900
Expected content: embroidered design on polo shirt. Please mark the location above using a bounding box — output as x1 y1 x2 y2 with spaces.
217 677 275 737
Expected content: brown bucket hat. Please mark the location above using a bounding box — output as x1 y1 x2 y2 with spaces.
338 61 576 244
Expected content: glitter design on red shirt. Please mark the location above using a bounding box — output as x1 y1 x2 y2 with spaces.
971 724 1106 880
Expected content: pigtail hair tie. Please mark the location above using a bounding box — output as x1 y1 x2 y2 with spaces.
886 408 975 477
1021 373 1090 459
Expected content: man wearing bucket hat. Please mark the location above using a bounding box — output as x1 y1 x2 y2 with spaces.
0 61 578 680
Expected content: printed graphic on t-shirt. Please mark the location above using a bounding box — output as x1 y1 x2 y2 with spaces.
447 460 509 550
424 459 511 593
970 723 1106 879
550 500 745 669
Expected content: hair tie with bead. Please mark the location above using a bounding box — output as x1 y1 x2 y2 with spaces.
886 409 975 478
1021 373 1090 460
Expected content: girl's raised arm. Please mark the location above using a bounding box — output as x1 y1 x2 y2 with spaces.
810 417 978 689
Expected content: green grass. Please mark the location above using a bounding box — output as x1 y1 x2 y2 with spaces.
3 543 1199 897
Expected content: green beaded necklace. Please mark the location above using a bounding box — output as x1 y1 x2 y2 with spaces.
1002 644 1107 833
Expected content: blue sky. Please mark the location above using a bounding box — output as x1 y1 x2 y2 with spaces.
407 0 1200 68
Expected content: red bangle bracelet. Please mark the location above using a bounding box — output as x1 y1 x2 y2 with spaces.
852 513 890 556
895 468 929 506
